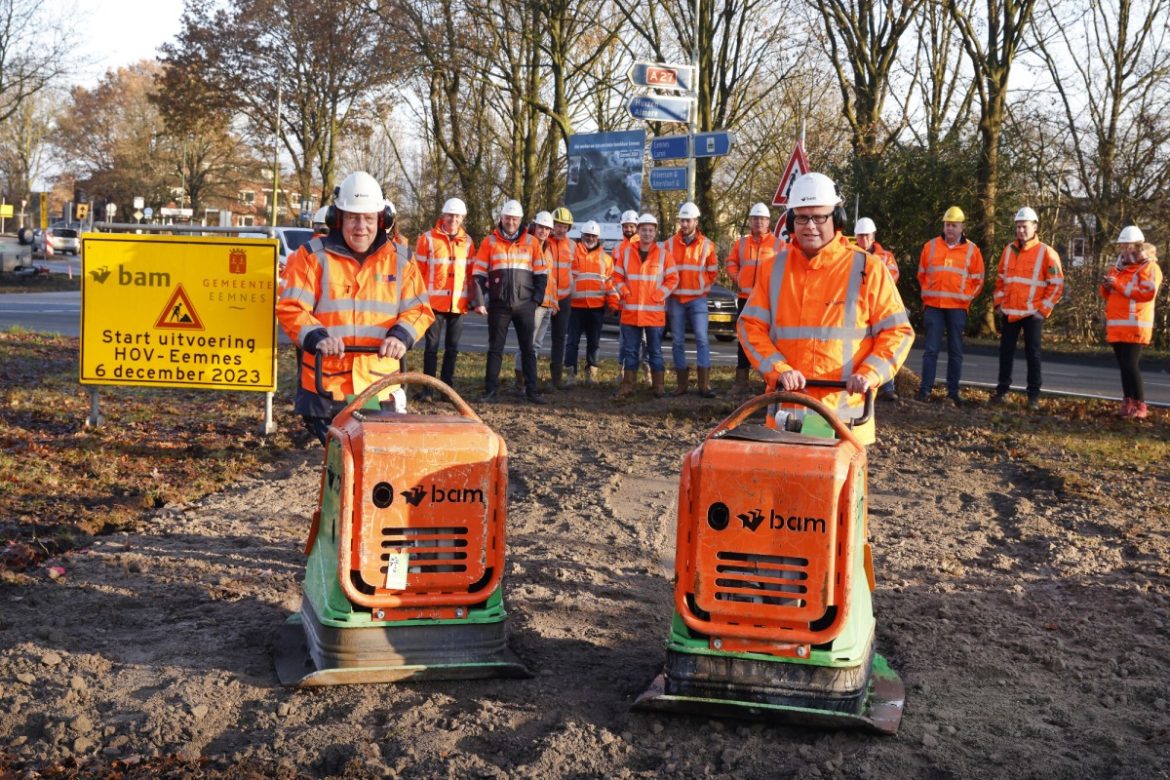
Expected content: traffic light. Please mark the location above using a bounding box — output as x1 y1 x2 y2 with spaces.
76 203 90 220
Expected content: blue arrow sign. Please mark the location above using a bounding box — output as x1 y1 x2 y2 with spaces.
692 131 735 158
648 167 688 192
627 95 693 123
650 135 690 161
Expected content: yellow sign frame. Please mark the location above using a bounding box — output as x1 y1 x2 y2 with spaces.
80 233 279 391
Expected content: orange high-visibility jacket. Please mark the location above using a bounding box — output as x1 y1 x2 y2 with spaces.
277 235 434 407
737 234 914 445
544 235 575 304
570 242 618 309
994 237 1063 321
1099 259 1163 344
725 232 785 299
917 236 984 310
414 222 474 314
471 227 548 310
872 241 899 283
612 240 679 327
665 231 718 303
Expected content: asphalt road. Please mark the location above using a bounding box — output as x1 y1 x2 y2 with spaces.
2 289 1167 406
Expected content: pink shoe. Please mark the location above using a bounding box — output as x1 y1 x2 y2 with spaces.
1130 401 1149 420
1119 397 1134 417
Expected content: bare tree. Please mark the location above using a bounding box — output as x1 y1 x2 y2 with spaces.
0 0 75 124
0 88 53 202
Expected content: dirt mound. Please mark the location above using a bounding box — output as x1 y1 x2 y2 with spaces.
2 389 1169 779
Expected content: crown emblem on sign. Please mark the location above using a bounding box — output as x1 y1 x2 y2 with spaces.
229 248 247 274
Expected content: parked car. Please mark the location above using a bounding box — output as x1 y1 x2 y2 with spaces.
603 283 738 342
34 227 80 256
241 227 315 274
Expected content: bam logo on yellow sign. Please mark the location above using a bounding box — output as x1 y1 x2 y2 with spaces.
80 233 279 392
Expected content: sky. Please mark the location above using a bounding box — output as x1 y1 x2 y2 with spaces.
49 0 187 86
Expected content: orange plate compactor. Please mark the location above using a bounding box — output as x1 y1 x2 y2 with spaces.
275 373 529 686
635 386 904 733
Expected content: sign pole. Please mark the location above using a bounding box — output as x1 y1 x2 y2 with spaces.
687 0 700 204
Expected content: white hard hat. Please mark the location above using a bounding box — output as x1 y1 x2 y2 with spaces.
533 211 554 229
500 199 524 218
1014 206 1039 223
581 220 601 236
678 201 700 220
620 209 639 224
334 171 384 214
854 217 877 235
749 203 770 219
637 213 658 226
441 197 467 216
1117 225 1145 243
788 172 842 209
312 206 328 224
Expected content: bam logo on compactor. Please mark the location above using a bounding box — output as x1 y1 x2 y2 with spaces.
706 502 826 534
399 484 485 507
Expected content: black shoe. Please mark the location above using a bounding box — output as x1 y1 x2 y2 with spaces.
948 394 964 408
416 388 434 402
1027 397 1040 411
988 393 1006 405
525 392 548 405
880 390 899 403
915 392 930 403
477 390 498 403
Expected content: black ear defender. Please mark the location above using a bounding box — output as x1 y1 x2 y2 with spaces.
325 186 342 231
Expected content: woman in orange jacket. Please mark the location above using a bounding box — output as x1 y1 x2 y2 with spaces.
1100 227 1163 420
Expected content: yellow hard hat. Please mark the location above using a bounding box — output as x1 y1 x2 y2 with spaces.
552 206 573 224
942 206 965 223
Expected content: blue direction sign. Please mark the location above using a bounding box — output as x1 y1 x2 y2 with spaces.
648 167 688 192
628 62 696 93
627 94 693 123
692 131 735 158
650 134 690 161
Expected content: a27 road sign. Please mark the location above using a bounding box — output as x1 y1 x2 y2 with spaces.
627 62 696 93
627 94 693 123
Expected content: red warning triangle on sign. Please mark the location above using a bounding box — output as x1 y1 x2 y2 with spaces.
771 140 810 207
155 284 205 331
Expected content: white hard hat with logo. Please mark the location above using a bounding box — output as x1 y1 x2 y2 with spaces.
749 203 770 219
638 213 658 226
533 211 554 229
1116 225 1145 243
678 201 700 219
620 209 639 225
500 199 524 218
582 220 601 236
788 172 842 208
441 197 467 216
335 171 384 213
1014 206 1039 223
854 217 877 235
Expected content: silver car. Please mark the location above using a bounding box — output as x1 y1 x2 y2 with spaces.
36 227 81 256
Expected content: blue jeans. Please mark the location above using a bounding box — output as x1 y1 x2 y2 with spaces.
620 325 664 372
920 306 968 397
667 296 710 369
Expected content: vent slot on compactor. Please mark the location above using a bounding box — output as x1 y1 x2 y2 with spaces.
713 551 808 607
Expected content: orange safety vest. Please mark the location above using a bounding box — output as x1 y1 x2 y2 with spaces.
415 222 474 314
737 234 914 445
665 231 718 303
545 235 575 303
726 232 785 299
276 236 434 402
472 228 548 309
917 236 984 310
994 237 1063 321
872 241 899 283
612 241 678 327
1099 259 1163 344
570 242 617 309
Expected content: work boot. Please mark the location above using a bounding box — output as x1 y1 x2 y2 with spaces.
586 366 598 385
525 390 548 405
948 393 964 408
513 369 526 396
1128 400 1149 420
732 368 750 394
477 389 498 403
562 366 577 387
697 367 717 398
550 363 565 391
988 392 1006 405
651 370 666 398
672 368 690 397
614 370 637 399
1119 397 1134 417
1027 396 1041 411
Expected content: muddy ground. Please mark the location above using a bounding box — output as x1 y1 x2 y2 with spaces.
2 379 1169 779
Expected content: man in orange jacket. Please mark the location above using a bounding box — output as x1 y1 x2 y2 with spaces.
665 201 720 397
737 172 914 445
916 206 985 406
612 213 678 398
544 207 576 388
276 171 434 444
853 216 901 401
414 197 474 399
564 221 617 384
990 207 1064 410
725 202 783 392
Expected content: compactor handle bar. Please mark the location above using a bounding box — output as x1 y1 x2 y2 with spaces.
313 345 481 423
708 379 872 449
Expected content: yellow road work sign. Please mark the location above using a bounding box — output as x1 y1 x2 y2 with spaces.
80 233 279 391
